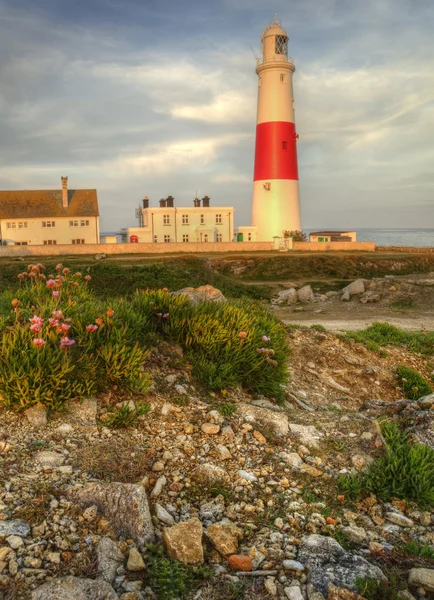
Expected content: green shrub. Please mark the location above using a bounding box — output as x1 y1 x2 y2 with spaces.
104 401 151 429
146 544 213 600
310 324 327 333
403 540 434 560
354 576 405 600
364 422 434 507
217 402 236 416
395 365 432 400
337 473 363 501
346 322 434 356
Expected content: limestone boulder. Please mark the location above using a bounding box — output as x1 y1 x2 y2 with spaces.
275 288 298 305
164 517 204 565
171 285 227 306
68 482 154 544
342 279 365 296
31 576 118 600
297 285 315 302
408 568 434 592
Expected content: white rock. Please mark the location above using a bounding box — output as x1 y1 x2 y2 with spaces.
408 568 434 592
385 512 414 528
55 423 74 436
280 452 304 469
238 470 258 482
283 559 305 571
151 476 167 498
342 279 366 295
297 285 314 302
35 451 65 468
156 504 175 526
6 535 24 549
285 586 304 600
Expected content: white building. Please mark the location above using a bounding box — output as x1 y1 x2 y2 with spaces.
128 196 234 243
0 177 100 246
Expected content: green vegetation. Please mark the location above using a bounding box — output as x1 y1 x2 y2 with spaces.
0 264 291 411
403 540 434 560
104 401 151 429
395 365 433 400
333 529 353 550
355 576 406 600
146 543 213 600
217 402 236 417
346 322 434 356
337 422 434 507
390 297 415 310
310 324 327 333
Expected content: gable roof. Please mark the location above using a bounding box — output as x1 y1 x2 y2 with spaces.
0 189 99 219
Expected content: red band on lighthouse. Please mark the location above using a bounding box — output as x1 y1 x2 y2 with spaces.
253 121 299 182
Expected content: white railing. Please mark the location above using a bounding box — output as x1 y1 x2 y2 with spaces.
256 56 294 67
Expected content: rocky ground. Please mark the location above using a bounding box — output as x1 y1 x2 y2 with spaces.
1 283 434 600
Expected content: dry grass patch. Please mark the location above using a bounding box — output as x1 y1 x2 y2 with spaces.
73 439 153 483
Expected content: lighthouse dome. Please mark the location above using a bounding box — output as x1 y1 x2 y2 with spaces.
261 20 289 61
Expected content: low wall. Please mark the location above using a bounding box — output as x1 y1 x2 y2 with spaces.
0 241 274 258
376 246 434 253
293 242 376 252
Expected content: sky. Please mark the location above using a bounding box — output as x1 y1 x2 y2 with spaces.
0 0 433 231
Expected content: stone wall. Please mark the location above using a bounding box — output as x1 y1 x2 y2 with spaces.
293 242 376 252
0 241 274 258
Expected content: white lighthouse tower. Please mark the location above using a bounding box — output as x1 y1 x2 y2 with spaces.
251 19 301 241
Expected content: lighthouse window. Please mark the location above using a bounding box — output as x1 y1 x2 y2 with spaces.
275 35 288 56
280 74 286 83
282 141 288 150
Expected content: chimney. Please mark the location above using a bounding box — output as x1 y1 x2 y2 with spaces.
142 196 149 209
166 195 174 207
202 195 210 207
159 198 167 207
61 176 68 208
193 197 200 207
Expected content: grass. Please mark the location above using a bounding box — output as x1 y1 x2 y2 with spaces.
217 402 236 417
73 439 155 483
104 401 151 428
403 540 434 560
395 365 433 400
346 322 434 356
340 421 434 507
310 324 327 333
14 482 60 525
355 576 406 600
390 297 415 310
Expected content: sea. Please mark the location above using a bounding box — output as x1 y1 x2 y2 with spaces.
305 228 434 248
102 228 434 247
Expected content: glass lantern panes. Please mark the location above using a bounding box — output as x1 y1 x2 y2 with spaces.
275 35 288 56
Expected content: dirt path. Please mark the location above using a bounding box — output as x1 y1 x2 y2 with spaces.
280 314 434 332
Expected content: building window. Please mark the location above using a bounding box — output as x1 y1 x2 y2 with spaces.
216 233 222 242
6 222 16 229
280 74 286 83
18 222 28 229
182 234 189 243
80 220 90 227
248 233 252 241
72 239 85 244
42 221 55 228
200 214 205 224
182 214 189 225
163 215 170 225
153 235 158 243
69 220 78 227
203 234 208 242
164 235 171 243
15 241 28 246
215 214 222 224
263 182 271 191
43 240 57 245
282 141 287 150
275 35 288 56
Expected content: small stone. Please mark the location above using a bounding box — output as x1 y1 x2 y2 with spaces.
127 548 145 572
151 476 167 498
283 560 305 571
206 520 242 556
0 549 12 561
385 512 414 528
217 444 232 460
201 423 220 435
161 403 172 416
360 432 373 441
83 505 98 521
35 451 65 468
342 526 367 545
280 452 304 469
228 554 253 572
0 520 30 538
96 537 124 583
194 463 226 484
351 455 366 469
156 505 175 526
285 586 304 600
299 464 322 477
238 470 258 482
341 291 350 301
6 535 24 549
184 423 194 434
47 552 61 564
253 430 267 445
152 461 165 472
408 568 434 592
55 423 74 436
265 578 278 596
24 404 47 428
164 518 204 565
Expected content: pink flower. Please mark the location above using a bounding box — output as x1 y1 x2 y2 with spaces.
84 275 91 282
30 324 42 333
33 338 46 348
86 324 98 333
60 323 71 333
106 308 114 317
238 331 247 339
46 279 57 288
55 263 63 272
29 316 44 326
262 335 271 342
163 313 169 319
52 311 63 320
63 268 70 275
52 291 59 298
60 336 75 349
48 318 59 327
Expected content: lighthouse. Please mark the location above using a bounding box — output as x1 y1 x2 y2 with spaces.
251 19 301 241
